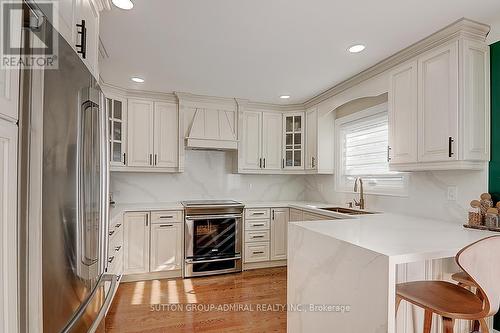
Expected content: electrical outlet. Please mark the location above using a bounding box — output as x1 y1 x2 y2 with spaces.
248 183 253 190
447 186 458 201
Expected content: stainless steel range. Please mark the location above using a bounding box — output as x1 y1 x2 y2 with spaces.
182 200 244 277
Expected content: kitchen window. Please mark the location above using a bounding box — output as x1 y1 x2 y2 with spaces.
335 103 408 196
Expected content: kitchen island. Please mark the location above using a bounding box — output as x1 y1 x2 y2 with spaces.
287 213 494 333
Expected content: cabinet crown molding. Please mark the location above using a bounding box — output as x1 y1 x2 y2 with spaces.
303 17 490 109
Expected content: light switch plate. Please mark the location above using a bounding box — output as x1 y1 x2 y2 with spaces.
447 186 458 201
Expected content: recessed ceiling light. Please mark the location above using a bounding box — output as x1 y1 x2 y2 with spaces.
348 44 366 53
112 0 134 10
131 77 144 83
280 95 291 99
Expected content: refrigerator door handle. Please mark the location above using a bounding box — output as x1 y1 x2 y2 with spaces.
88 275 118 333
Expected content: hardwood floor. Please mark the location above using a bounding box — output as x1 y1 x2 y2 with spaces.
105 267 287 333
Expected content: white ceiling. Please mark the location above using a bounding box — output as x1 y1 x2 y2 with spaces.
99 0 500 104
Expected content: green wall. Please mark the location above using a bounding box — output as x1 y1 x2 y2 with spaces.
489 41 500 200
490 41 500 330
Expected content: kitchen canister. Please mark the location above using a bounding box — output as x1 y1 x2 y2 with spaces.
485 207 499 228
468 200 482 226
480 193 493 216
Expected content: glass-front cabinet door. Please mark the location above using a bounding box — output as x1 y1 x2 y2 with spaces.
283 112 304 169
107 96 127 167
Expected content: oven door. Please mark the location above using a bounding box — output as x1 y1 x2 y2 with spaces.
184 214 242 277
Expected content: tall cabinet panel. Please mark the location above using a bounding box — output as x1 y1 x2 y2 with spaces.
0 67 19 121
418 42 459 162
262 113 282 170
0 120 18 333
127 99 154 167
388 60 418 164
123 212 150 275
154 102 178 168
241 111 262 170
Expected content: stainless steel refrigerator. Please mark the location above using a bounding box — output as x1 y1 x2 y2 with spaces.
19 3 117 332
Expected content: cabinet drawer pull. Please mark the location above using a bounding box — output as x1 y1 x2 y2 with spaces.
259 158 262 168
252 235 265 239
448 137 454 157
115 246 122 252
115 223 121 228
108 230 115 237
252 212 265 215
160 215 174 219
312 156 316 168
263 158 266 168
387 146 391 162
108 256 115 264
252 251 265 255
252 223 265 227
123 153 126 165
159 224 174 228
76 20 87 59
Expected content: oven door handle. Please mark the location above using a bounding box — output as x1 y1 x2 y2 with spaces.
185 255 242 264
185 214 242 221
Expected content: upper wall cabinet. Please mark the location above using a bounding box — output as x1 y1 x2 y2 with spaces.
239 110 282 172
126 99 180 172
35 0 101 79
283 113 304 170
305 107 334 174
388 37 489 171
108 95 127 167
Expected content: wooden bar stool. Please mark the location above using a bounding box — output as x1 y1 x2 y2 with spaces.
452 271 481 331
396 236 500 333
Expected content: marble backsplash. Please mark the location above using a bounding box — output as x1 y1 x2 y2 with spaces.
110 150 307 203
111 150 488 223
304 166 489 223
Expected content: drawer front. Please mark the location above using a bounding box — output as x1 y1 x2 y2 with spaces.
109 222 123 245
109 215 123 233
245 208 271 220
151 210 183 224
245 219 270 231
244 242 270 263
109 228 123 254
245 230 270 243
108 252 123 275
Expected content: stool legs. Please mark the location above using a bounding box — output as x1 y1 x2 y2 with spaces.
443 317 454 333
478 318 489 333
423 310 432 333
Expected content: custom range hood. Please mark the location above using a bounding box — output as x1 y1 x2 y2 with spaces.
177 93 238 151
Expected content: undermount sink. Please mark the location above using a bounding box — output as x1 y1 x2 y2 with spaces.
319 207 377 215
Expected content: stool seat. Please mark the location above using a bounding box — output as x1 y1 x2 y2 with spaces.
451 271 475 287
397 281 485 319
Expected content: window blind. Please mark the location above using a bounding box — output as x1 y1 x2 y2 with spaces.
342 113 390 176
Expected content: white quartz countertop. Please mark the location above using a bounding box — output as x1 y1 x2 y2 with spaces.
291 213 495 264
110 202 184 221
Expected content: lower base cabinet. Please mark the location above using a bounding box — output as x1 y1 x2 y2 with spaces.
123 210 183 276
243 208 289 265
150 223 183 272
123 212 150 275
271 208 288 260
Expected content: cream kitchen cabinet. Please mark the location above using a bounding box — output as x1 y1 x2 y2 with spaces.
0 68 20 123
150 223 183 272
123 212 150 275
388 38 489 171
126 99 179 171
270 208 288 261
0 120 18 333
75 0 99 78
289 208 304 222
283 113 304 170
305 107 334 173
127 99 154 167
108 95 127 168
388 60 418 164
35 0 100 79
262 113 283 170
123 210 183 278
240 111 282 172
